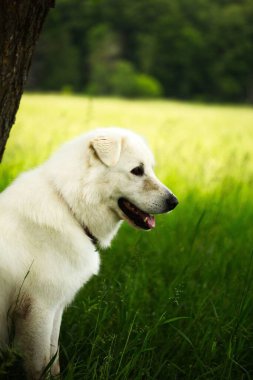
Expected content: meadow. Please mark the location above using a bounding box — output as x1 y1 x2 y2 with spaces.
1 94 253 379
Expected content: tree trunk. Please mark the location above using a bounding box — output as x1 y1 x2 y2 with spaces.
0 0 55 163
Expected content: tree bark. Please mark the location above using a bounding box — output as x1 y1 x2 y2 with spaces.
0 0 55 163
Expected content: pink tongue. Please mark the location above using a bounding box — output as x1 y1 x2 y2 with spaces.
146 215 155 229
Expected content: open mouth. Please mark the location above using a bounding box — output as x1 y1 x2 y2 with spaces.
118 198 155 230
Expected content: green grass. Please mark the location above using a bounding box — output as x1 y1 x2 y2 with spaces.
1 94 253 379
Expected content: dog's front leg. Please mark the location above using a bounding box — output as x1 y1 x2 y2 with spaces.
50 304 64 377
14 301 55 380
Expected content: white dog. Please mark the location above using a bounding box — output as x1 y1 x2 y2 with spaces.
0 128 178 379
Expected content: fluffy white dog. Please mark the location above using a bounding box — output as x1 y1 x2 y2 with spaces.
0 128 178 379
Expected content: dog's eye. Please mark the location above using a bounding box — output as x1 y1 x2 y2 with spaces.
131 165 144 176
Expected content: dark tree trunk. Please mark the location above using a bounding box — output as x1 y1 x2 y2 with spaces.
0 0 54 162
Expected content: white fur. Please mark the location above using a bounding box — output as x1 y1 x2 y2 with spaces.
0 128 174 379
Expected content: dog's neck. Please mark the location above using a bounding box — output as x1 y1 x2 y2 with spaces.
83 225 98 247
50 180 122 249
73 202 122 248
53 187 100 246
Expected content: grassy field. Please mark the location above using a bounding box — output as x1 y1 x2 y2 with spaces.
1 94 253 379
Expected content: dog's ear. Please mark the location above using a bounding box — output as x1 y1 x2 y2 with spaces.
90 135 122 167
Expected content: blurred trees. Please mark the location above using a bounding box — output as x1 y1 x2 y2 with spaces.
27 0 253 102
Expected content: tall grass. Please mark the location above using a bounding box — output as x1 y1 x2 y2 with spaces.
1 94 253 379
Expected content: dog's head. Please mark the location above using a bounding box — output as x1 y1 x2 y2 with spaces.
88 128 178 230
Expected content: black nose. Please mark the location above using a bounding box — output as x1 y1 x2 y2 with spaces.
166 194 179 211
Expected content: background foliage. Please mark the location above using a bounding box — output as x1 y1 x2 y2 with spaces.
27 0 253 102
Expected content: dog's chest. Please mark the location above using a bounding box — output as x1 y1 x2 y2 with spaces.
15 225 101 305
42 233 101 300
